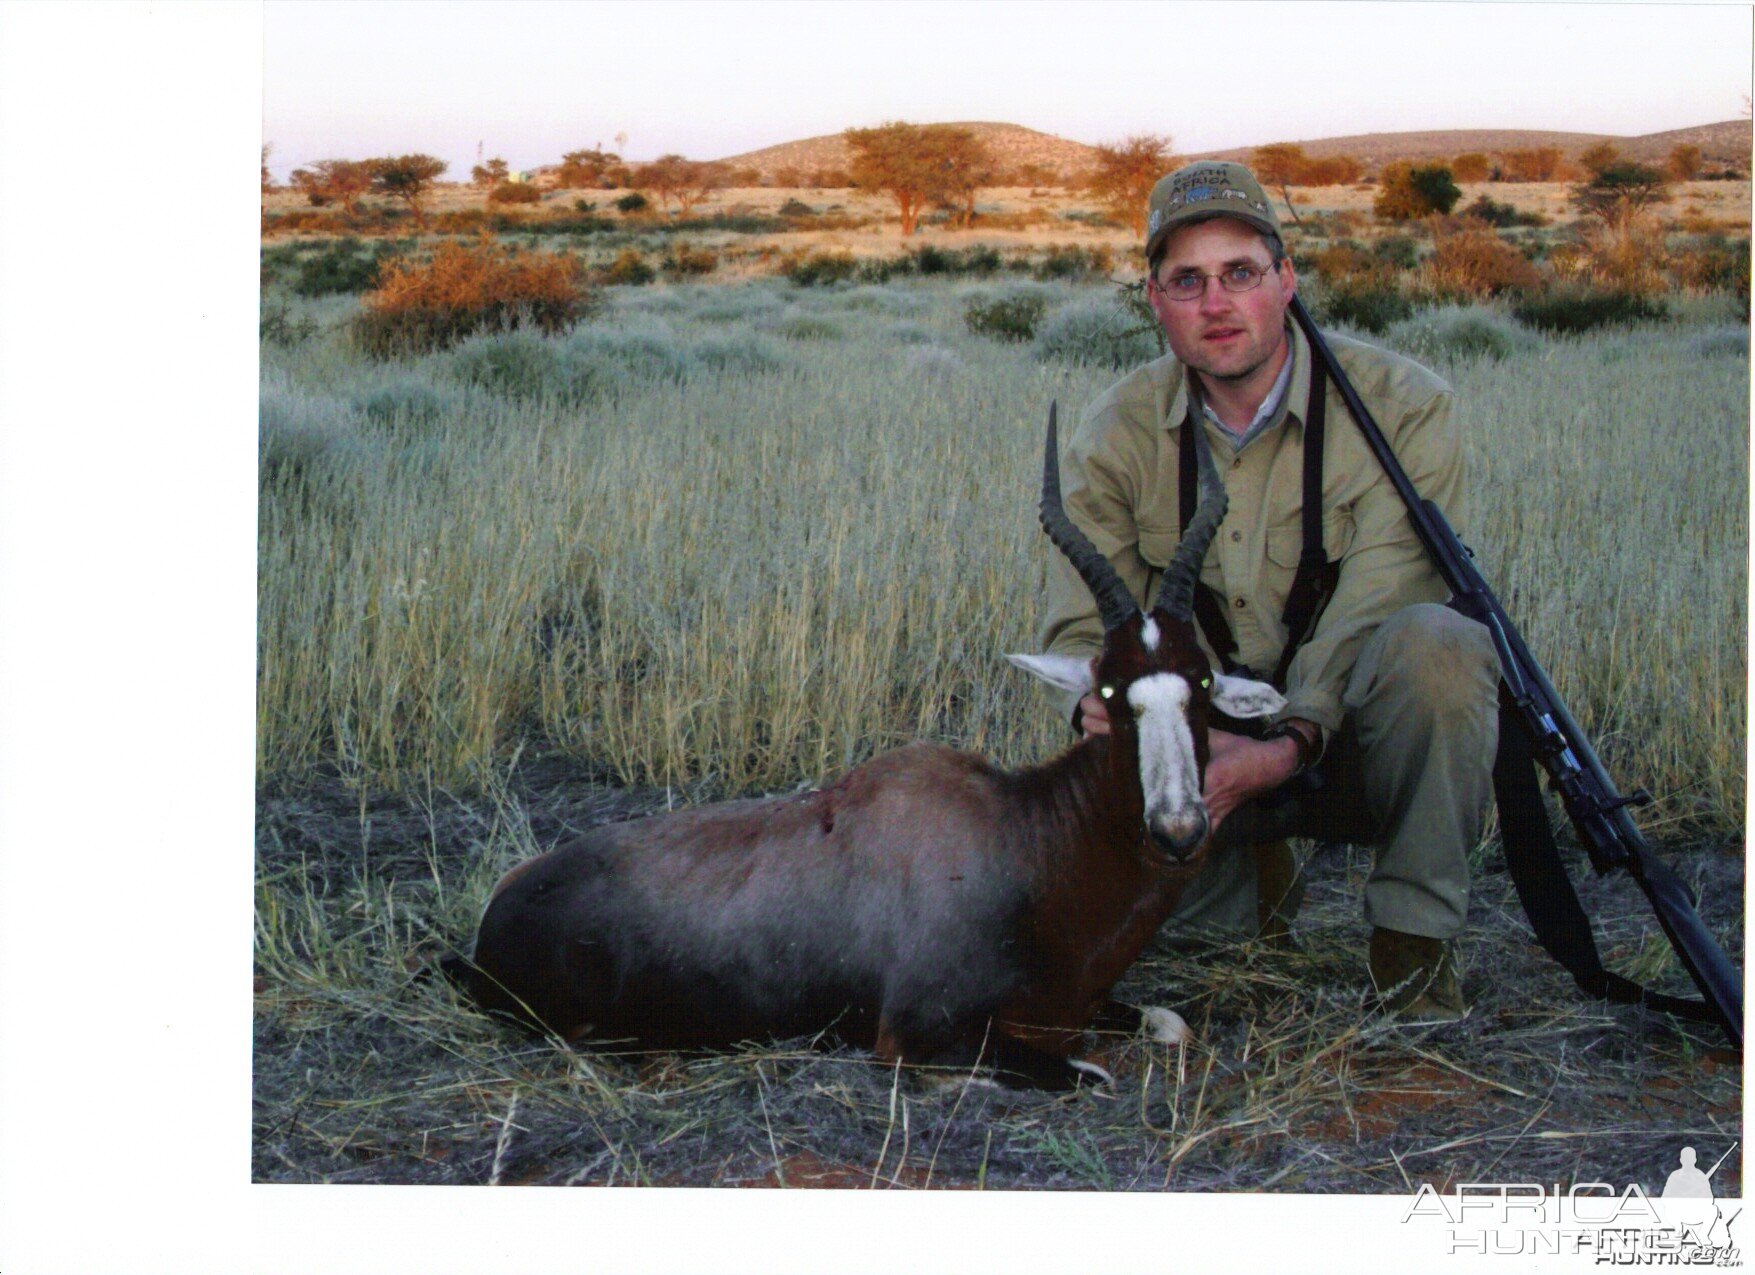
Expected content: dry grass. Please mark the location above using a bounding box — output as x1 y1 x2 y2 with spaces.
254 765 1743 1189
256 273 1746 1190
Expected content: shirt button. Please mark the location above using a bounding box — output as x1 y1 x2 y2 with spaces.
1233 597 1246 609
1232 458 1243 468
1230 530 1241 542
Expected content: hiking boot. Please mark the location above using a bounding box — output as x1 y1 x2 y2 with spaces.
1254 839 1304 948
1368 927 1467 1021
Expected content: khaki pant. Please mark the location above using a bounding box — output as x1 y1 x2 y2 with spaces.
1164 602 1500 943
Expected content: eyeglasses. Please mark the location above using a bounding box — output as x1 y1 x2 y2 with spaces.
1152 261 1280 302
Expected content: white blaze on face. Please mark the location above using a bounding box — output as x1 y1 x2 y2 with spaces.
1126 673 1206 837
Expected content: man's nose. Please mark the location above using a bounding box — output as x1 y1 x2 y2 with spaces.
1197 275 1232 313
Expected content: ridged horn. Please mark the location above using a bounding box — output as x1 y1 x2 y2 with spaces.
1152 419 1229 620
1039 402 1139 633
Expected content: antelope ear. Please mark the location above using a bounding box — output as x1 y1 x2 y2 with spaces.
1210 673 1287 719
1005 653 1093 695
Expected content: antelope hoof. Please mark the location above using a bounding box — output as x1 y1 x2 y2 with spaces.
1140 1006 1191 1045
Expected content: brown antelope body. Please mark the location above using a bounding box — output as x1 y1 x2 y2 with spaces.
449 407 1285 1089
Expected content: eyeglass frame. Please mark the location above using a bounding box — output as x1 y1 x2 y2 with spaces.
1148 259 1283 303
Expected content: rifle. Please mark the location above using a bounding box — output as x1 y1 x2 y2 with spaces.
1288 294 1743 1049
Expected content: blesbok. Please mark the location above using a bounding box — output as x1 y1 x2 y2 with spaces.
447 405 1286 1089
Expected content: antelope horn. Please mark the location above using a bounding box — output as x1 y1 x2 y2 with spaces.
1039 402 1138 633
1152 420 1229 620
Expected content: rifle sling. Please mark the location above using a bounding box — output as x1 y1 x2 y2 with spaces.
1179 355 1338 689
1489 685 1717 1023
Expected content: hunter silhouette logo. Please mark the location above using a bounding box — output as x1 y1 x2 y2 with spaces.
1401 1141 1742 1262
1659 1144 1742 1254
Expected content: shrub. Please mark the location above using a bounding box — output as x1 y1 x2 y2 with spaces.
662 242 718 278
353 377 477 427
1688 326 1749 359
777 198 815 217
1509 286 1669 334
353 238 589 356
602 248 656 286
1383 305 1539 361
573 198 597 214
562 323 696 386
1451 153 1492 183
1372 235 1421 270
1309 279 1415 333
447 329 581 402
769 314 844 341
1032 295 1163 368
1421 229 1541 299
1375 162 1462 221
291 238 401 296
854 256 908 284
260 302 318 345
964 292 1049 342
1308 242 1382 285
1462 195 1547 229
693 332 790 376
615 192 649 214
489 182 543 205
782 251 857 287
1034 244 1113 281
1669 236 1750 294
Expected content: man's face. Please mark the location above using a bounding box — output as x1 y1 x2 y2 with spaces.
1147 217 1297 386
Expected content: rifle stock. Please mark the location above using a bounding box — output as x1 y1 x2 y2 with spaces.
1288 295 1743 1048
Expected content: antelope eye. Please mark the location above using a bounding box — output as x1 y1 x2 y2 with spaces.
1099 685 1114 699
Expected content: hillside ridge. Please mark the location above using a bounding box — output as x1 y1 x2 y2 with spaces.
713 118 1751 180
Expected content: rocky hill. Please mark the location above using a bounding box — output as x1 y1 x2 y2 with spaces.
716 119 1750 182
1189 120 1752 169
719 121 1099 183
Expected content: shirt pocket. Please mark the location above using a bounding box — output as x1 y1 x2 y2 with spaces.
1265 507 1358 571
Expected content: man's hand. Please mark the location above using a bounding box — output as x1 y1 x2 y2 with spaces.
1076 692 1111 737
1203 724 1313 831
1080 697 1316 832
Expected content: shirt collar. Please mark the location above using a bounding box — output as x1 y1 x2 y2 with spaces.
1166 318 1312 448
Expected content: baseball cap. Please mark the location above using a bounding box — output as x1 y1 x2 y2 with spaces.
1144 161 1279 263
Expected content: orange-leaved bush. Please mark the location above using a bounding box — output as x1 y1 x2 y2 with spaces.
353 237 590 356
1421 228 1541 299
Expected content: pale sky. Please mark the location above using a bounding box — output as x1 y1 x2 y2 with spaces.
264 0 1753 180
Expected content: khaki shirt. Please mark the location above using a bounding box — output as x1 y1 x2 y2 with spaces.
1039 322 1461 741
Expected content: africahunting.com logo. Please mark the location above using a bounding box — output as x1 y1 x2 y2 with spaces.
1403 1143 1742 1263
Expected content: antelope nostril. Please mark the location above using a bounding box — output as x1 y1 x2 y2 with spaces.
1149 810 1210 860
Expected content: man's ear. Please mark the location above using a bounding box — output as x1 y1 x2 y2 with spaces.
1210 673 1287 718
1004 653 1094 695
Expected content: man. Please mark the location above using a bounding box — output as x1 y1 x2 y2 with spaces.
1038 160 1500 1020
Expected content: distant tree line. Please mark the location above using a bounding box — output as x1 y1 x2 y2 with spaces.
265 132 1738 239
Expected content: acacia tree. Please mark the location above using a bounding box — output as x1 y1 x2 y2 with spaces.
289 159 376 217
471 157 510 187
845 122 971 236
372 154 448 230
1085 134 1176 237
924 127 993 229
1251 143 1310 224
558 147 628 189
631 154 731 216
